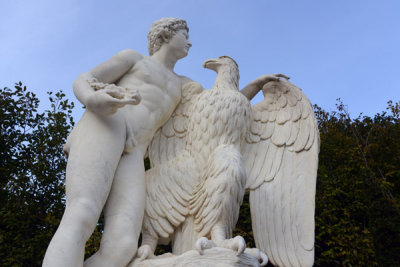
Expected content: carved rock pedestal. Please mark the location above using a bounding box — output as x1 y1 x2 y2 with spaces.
128 247 260 267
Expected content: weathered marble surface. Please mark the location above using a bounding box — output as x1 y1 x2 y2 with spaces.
43 18 193 267
138 55 319 267
42 17 319 267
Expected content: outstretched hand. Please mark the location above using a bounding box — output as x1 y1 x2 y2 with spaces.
85 82 141 116
252 73 290 89
241 73 290 100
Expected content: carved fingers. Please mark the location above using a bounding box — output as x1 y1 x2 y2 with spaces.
102 84 141 105
85 83 142 115
255 74 290 89
274 73 290 80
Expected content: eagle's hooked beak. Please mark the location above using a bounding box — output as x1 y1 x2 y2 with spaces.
203 58 220 72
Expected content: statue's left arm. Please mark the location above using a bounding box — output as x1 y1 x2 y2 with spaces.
240 73 290 100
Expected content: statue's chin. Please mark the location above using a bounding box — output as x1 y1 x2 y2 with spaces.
177 50 189 59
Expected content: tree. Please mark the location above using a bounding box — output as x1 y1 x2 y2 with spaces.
0 83 74 266
314 100 400 266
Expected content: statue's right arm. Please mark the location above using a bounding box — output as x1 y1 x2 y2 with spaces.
240 74 290 101
73 49 143 114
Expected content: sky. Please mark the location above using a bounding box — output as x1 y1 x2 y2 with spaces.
1 0 399 120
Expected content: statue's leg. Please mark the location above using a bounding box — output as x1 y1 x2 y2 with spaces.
84 147 145 267
42 111 126 267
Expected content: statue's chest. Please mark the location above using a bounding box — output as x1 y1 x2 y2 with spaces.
132 59 181 96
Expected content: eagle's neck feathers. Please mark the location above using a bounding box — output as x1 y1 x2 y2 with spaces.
213 65 239 91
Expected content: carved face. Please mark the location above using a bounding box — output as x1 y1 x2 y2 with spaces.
166 29 192 59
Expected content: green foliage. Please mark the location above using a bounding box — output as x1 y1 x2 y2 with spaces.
0 83 74 266
314 100 400 266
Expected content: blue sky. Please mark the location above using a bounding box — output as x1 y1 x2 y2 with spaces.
1 0 399 120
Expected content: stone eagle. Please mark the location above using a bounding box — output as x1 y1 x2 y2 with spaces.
139 56 319 267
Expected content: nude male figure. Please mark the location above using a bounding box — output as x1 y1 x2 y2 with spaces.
43 18 193 267
42 17 284 267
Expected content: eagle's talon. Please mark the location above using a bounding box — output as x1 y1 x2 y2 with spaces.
233 236 246 255
214 236 246 256
195 237 216 255
244 248 269 266
137 244 154 260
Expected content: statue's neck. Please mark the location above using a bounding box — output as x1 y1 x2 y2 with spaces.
151 49 178 71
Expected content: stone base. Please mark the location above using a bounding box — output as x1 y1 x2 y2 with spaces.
128 247 260 267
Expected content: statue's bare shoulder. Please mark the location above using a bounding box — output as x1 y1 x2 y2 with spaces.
113 49 144 66
89 49 144 83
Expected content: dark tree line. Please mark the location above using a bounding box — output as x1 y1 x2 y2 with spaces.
0 83 74 266
313 100 400 266
1 83 399 266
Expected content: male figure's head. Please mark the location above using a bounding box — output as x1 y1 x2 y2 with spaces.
148 18 189 56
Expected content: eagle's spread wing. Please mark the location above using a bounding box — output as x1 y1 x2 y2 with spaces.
148 81 203 167
242 80 319 267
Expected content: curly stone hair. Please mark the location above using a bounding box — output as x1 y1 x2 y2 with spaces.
147 18 189 56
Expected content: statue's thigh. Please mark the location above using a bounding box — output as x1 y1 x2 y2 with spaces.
101 149 146 240
64 110 127 209
103 148 145 219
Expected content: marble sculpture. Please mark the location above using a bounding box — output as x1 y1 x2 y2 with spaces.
42 17 319 267
137 56 319 267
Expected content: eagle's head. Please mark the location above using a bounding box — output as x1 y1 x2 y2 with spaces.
203 56 240 89
203 56 238 73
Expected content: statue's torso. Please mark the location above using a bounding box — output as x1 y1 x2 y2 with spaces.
116 57 183 149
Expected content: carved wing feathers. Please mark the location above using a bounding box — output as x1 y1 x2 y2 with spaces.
143 151 199 239
243 80 319 267
190 146 246 238
148 81 203 167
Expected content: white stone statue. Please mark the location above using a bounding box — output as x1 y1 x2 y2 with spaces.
42 18 283 267
134 56 319 267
